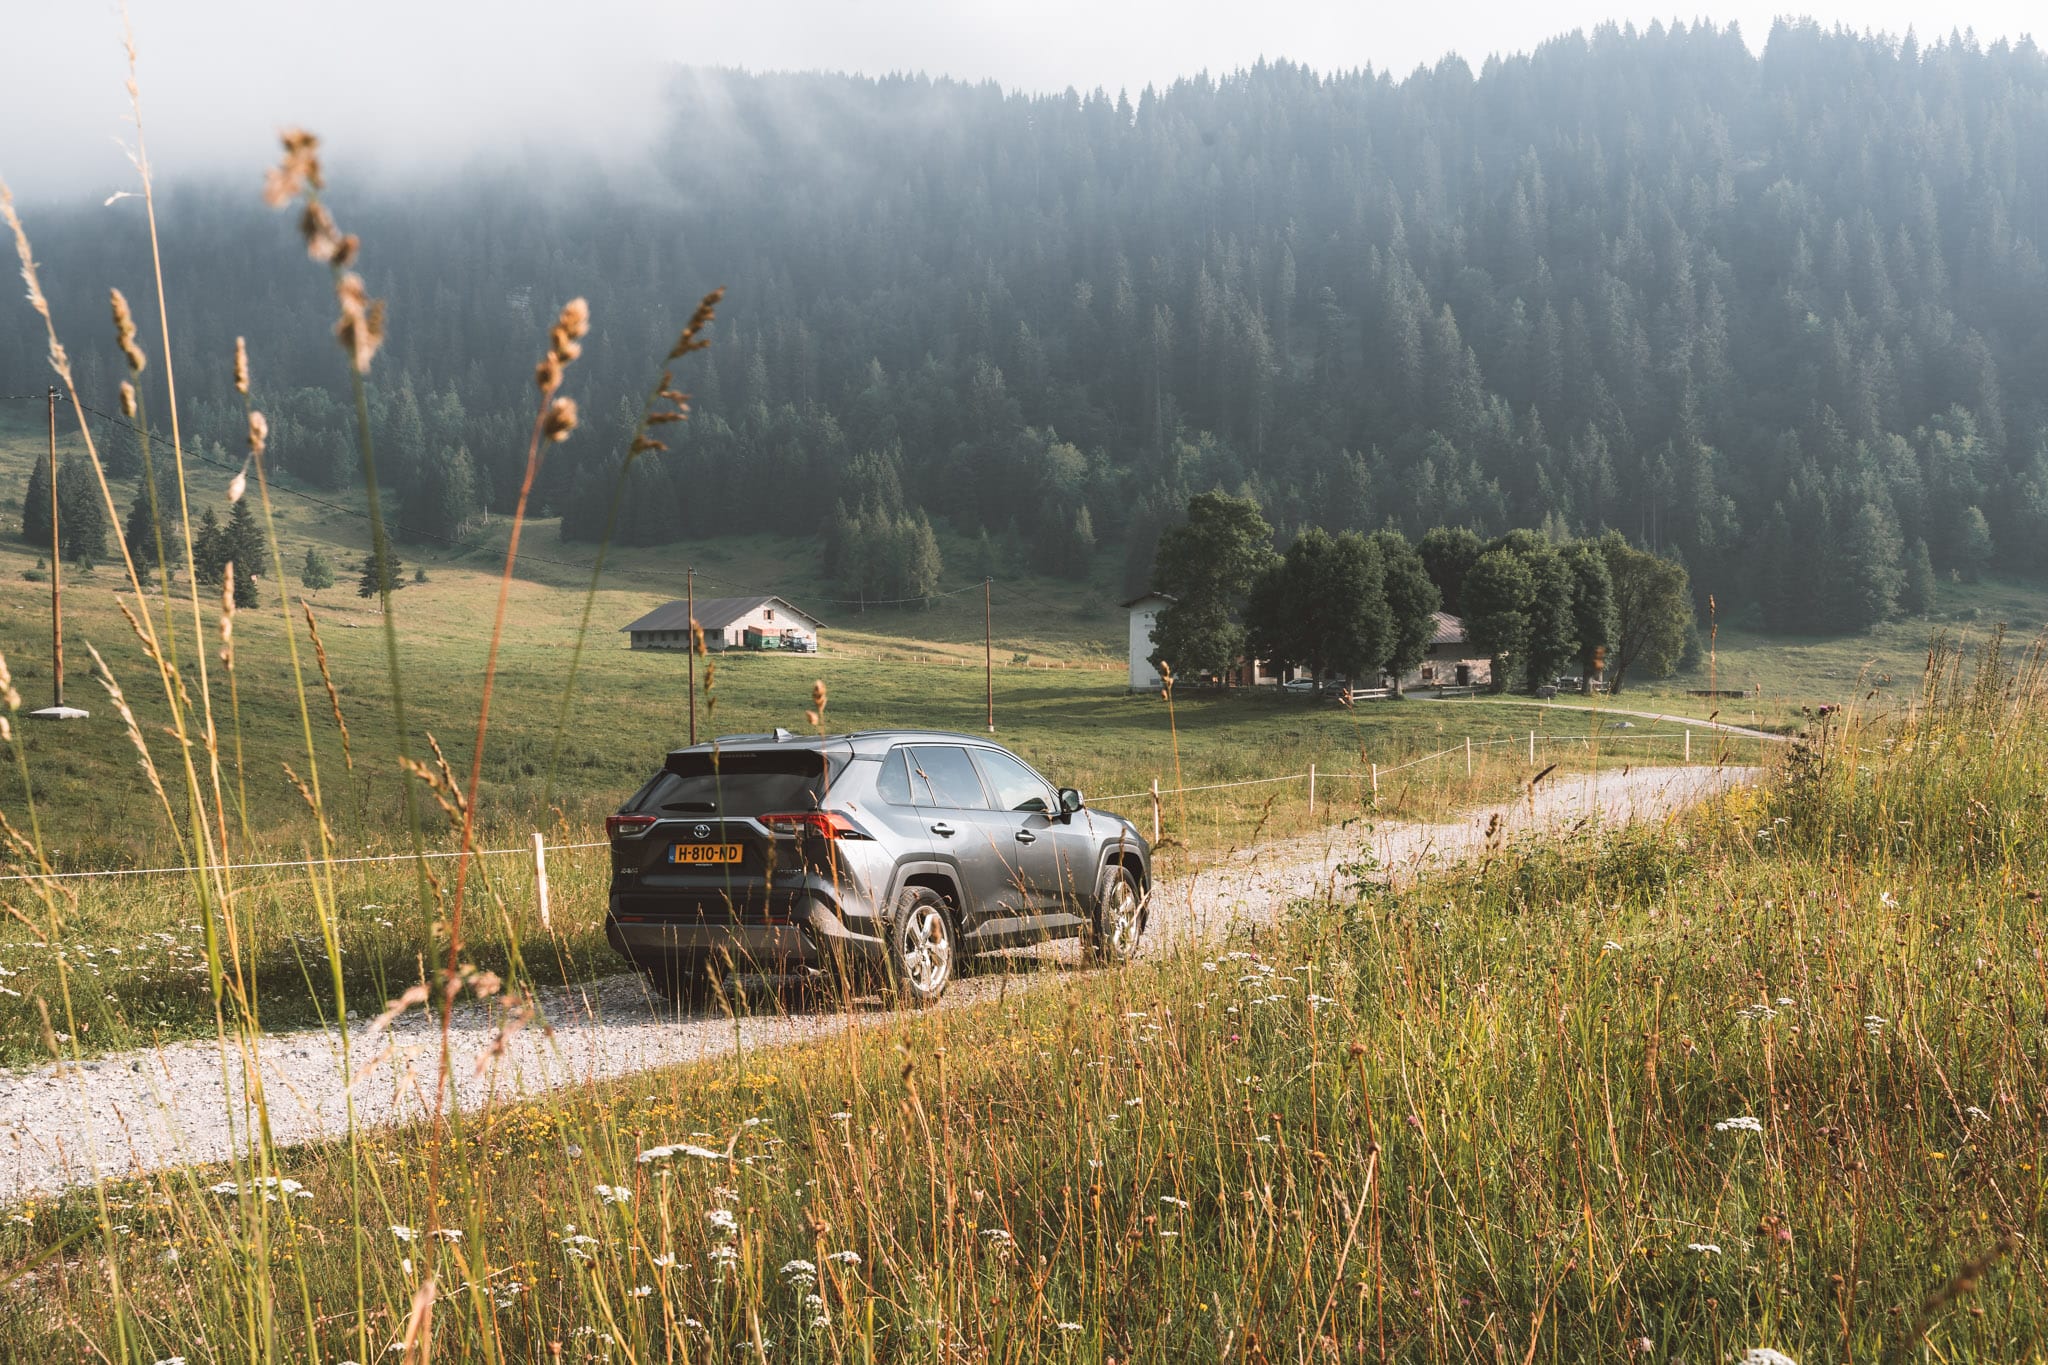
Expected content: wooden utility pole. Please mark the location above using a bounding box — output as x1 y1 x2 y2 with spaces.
984 577 994 732
686 566 697 746
46 385 62 709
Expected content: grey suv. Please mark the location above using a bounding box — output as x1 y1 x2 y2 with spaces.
604 729 1151 1006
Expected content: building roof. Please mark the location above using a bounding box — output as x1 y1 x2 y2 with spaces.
1121 591 1177 609
621 594 825 634
1429 611 1466 646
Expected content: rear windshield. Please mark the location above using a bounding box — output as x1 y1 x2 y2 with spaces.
628 749 850 816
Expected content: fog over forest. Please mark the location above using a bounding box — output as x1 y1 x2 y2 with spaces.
7 18 2048 631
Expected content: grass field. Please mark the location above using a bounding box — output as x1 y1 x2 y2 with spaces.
2 638 2039 1361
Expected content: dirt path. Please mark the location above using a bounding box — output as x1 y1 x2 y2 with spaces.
0 763 1753 1204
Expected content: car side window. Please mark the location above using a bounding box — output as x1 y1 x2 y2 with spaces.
908 746 991 809
875 747 914 805
973 747 1055 814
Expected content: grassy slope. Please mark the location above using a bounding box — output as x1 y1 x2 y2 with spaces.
5 643 2041 1362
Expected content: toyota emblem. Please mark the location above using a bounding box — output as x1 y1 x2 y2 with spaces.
692 823 712 840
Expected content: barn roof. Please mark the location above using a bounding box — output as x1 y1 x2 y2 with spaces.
1429 612 1466 646
621 595 825 633
1120 591 1177 609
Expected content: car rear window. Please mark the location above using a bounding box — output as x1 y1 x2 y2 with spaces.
630 749 850 816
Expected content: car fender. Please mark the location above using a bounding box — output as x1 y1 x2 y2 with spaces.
884 858 968 920
1091 826 1151 895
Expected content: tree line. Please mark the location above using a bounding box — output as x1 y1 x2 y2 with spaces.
1148 492 1692 695
8 22 2048 630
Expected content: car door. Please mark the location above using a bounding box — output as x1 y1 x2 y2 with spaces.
905 744 1011 925
967 746 1074 920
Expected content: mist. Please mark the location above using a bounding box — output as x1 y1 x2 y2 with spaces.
4 0 2040 201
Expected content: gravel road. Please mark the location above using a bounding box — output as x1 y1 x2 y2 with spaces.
0 763 1752 1204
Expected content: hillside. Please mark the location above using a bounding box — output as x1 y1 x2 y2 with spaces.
9 21 2048 635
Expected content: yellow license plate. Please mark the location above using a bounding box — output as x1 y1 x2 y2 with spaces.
670 843 743 865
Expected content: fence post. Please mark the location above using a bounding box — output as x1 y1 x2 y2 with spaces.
1370 761 1379 796
1307 763 1317 817
1529 730 1536 763
1684 728 1691 763
1150 777 1162 844
1465 736 1473 778
532 832 552 931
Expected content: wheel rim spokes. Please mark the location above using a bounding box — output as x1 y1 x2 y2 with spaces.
1107 883 1140 956
904 906 950 991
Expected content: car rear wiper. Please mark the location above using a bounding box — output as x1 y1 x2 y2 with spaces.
660 800 718 812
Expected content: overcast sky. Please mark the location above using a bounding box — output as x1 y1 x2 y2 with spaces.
2 1 2038 200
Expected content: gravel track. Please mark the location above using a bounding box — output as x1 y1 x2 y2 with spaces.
0 763 1752 1204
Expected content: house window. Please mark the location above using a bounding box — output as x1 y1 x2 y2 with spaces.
765 608 776 622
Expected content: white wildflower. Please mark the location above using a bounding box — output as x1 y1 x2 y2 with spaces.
637 1143 725 1163
653 1253 676 1268
1965 1105 1990 1121
595 1183 632 1205
828 1112 852 1122
1687 1242 1722 1255
389 1225 416 1242
707 1208 739 1235
1160 1196 1190 1209
980 1227 1014 1245
1738 1350 1799 1365
1863 1015 1887 1037
1714 1116 1763 1135
627 1285 653 1299
827 1249 862 1265
1601 940 1623 954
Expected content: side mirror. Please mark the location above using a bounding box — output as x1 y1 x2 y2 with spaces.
1058 787 1085 818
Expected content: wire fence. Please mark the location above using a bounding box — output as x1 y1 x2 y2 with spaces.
1090 724 1787 816
0 840 608 886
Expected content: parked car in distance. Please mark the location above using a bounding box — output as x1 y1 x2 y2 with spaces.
1280 678 1316 694
604 729 1152 1008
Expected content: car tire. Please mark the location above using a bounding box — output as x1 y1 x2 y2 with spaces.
646 951 722 1010
1084 864 1146 966
884 886 957 1007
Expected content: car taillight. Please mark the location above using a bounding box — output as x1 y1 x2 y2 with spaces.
761 811 867 839
606 813 659 840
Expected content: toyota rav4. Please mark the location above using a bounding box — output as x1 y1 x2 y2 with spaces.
604 729 1151 1006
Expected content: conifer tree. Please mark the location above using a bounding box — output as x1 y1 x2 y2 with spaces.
357 545 406 606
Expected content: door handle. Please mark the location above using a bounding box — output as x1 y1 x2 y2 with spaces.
930 822 956 837
1014 830 1037 844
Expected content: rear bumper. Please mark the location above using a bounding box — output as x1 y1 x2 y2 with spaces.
606 892 888 970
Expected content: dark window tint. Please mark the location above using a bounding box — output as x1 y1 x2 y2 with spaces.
907 746 990 809
974 747 1054 813
875 748 914 805
631 749 849 816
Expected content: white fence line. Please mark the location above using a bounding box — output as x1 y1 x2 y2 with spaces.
1088 726 1782 807
0 840 609 886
